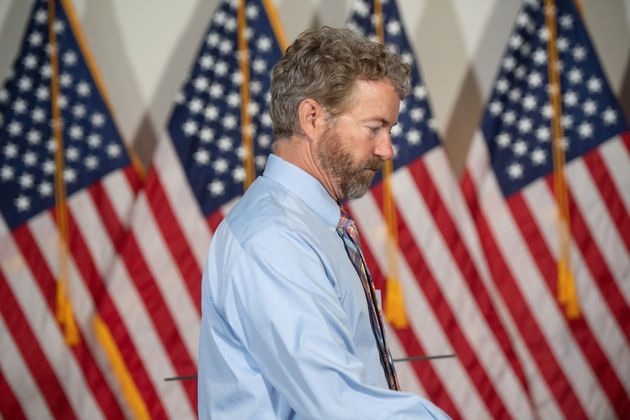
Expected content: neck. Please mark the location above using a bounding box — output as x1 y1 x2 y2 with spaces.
273 136 343 202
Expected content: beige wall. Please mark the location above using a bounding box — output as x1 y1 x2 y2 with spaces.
1 0 629 176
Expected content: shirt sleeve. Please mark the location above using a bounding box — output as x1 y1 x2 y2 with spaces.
220 225 449 420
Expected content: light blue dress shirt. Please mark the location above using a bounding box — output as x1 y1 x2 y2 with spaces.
198 154 449 419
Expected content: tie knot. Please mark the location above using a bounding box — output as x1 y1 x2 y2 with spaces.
337 207 355 230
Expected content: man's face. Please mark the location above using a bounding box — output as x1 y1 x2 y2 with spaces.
315 79 400 200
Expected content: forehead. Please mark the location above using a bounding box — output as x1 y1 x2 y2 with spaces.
344 79 401 122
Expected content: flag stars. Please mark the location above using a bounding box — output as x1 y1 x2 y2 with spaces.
232 166 246 182
66 146 80 161
18 76 33 92
561 115 573 129
39 181 53 197
27 129 42 144
23 53 37 69
513 140 528 156
213 158 229 174
84 155 99 170
200 127 214 142
246 4 259 19
23 151 37 166
496 78 509 93
563 91 578 107
77 81 91 96
36 86 50 101
91 112 105 127
13 98 27 114
210 83 224 98
502 56 516 71
533 49 547 65
602 107 618 125
1 165 14 181
522 94 537 111
507 163 524 179
193 76 209 91
568 68 582 84
559 14 573 29
261 112 272 127
587 77 602 93
577 122 593 138
63 50 78 66
208 180 225 196
183 119 198 136
29 31 43 47
31 108 46 125
8 121 23 137
194 149 210 165
64 168 77 183
413 85 427 100
219 39 233 55
406 130 421 145
530 148 547 165
258 134 272 148
528 71 543 88
502 110 516 125
218 137 232 152
88 134 102 148
19 173 35 189
107 143 122 158
222 115 237 130
573 46 586 61
386 20 401 36
41 63 52 79
43 159 55 174
215 61 228 76
60 72 73 87
200 54 214 69
556 37 569 52
34 9 47 24
496 132 511 148
410 107 425 121
509 88 522 102
54 19 65 34
204 105 219 120
257 36 272 51
188 98 204 113
15 195 31 212
253 59 266 73
517 117 532 133
536 126 551 142
582 99 597 116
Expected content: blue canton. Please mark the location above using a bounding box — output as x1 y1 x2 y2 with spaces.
168 0 282 217
0 0 131 229
482 0 628 198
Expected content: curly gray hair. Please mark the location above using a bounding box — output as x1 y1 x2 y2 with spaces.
269 26 410 139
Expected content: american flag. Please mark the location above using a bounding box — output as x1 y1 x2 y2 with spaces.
347 1 536 418
100 0 284 417
0 0 142 418
462 0 630 417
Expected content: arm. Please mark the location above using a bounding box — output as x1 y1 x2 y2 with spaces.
220 226 448 419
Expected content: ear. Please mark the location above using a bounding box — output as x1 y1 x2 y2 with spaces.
297 98 326 141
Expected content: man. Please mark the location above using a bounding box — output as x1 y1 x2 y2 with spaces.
198 27 448 419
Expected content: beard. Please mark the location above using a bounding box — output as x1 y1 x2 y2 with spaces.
316 126 384 200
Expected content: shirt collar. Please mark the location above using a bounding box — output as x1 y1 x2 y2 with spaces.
263 154 340 227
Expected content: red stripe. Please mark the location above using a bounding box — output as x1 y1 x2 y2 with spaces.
356 223 462 420
548 172 630 345
207 209 224 233
123 165 143 194
0 368 27 420
461 168 588 419
90 179 197 410
408 159 532 400
117 227 198 409
583 148 630 254
15 218 126 419
510 190 629 418
146 171 201 314
0 265 76 419
367 181 512 420
65 200 169 419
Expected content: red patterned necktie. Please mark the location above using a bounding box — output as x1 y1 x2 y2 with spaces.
337 208 400 391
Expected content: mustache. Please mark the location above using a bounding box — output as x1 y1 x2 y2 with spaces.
363 158 384 172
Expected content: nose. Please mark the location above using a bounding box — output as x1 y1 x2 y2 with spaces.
374 131 394 161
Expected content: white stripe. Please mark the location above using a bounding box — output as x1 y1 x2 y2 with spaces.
566 147 630 305
107 252 196 419
599 135 630 215
392 166 534 419
102 168 136 227
155 134 211 267
131 195 200 360
525 176 630 395
461 139 563 419
0 217 104 420
474 144 615 419
349 193 491 419
0 315 52 420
